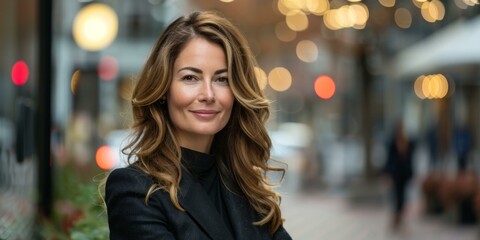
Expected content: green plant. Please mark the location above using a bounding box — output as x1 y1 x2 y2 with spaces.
38 164 109 239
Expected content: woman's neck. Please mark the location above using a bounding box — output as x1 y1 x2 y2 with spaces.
178 135 213 153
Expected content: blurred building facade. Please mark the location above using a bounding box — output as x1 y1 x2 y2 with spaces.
1 0 480 238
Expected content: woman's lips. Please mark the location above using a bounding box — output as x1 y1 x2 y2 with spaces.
190 110 219 120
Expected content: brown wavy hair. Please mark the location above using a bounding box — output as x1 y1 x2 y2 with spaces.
121 11 285 233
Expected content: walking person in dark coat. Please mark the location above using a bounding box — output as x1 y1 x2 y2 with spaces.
383 121 415 231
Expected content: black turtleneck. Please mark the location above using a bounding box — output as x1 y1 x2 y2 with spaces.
180 147 233 235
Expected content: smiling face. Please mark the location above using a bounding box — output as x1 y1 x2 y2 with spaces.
167 37 234 153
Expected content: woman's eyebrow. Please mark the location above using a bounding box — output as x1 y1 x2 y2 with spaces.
177 66 202 73
177 67 228 75
214 68 228 75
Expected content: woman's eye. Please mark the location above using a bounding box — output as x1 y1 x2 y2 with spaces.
216 77 229 84
182 75 197 81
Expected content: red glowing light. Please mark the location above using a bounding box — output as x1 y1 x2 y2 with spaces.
98 56 118 81
96 145 115 170
314 75 336 99
11 61 29 86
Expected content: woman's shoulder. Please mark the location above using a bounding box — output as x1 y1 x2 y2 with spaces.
109 166 148 178
106 166 154 193
108 166 151 180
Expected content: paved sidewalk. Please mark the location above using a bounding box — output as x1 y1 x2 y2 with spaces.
281 193 478 240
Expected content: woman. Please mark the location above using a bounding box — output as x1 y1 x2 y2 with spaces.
104 11 292 240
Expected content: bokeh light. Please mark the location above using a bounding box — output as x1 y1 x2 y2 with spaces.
296 40 318 63
306 0 330 15
324 10 342 30
278 0 330 16
11 61 29 86
73 3 118 51
277 0 292 15
314 75 336 99
286 10 309 31
412 0 424 8
421 0 445 23
414 74 450 99
421 2 436 23
395 8 412 29
349 3 369 28
268 67 292 92
335 6 351 28
379 0 395 7
275 21 297 42
96 145 115 170
432 0 446 20
71 70 81 95
98 56 119 81
254 66 268 90
279 0 307 13
414 75 426 99
430 0 445 20
463 0 479 6
324 3 369 30
454 0 469 9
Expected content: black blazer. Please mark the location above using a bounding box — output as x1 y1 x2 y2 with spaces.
106 167 292 240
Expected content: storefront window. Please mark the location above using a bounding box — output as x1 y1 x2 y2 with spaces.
0 1 39 239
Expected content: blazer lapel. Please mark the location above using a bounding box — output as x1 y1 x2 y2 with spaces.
178 171 234 240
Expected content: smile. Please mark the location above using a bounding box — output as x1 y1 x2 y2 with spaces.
190 110 220 120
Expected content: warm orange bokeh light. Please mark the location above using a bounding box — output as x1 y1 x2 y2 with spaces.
314 75 336 99
323 3 369 30
306 0 330 15
414 73 449 99
268 67 292 92
286 10 309 31
96 145 115 170
71 70 81 95
379 0 396 7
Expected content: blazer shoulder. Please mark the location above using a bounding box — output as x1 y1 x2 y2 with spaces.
108 166 151 181
273 225 292 240
106 167 154 197
109 166 148 177
105 168 178 239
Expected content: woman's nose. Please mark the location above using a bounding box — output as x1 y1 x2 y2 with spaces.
198 81 215 103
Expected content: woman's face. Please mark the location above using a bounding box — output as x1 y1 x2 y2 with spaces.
167 37 234 152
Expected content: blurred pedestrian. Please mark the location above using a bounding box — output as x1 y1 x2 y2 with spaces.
102 11 291 240
453 123 473 172
426 125 439 169
383 121 415 231
452 123 476 225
